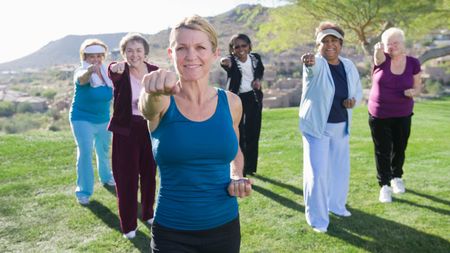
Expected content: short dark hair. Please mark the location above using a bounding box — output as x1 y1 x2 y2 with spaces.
228 34 252 54
315 21 344 45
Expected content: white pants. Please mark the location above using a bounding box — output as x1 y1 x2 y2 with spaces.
302 122 350 230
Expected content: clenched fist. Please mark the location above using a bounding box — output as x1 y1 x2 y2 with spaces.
110 62 126 74
220 57 232 68
301 53 315 67
142 69 180 96
342 97 356 108
87 63 101 74
404 88 415 98
374 42 384 54
227 178 253 198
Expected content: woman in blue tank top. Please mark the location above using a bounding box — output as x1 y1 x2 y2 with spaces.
139 15 253 253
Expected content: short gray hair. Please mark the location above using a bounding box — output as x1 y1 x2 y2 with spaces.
381 27 405 45
119 32 150 57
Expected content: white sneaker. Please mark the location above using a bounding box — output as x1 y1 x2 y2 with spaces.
379 185 392 203
312 227 327 233
123 229 137 239
104 178 116 187
77 196 90 205
391 178 405 194
147 218 154 225
331 210 352 217
341 210 352 217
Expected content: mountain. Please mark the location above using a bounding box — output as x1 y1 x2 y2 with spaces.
0 33 128 70
0 4 271 71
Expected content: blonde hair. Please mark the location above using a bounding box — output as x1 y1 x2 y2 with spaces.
169 15 218 52
119 32 150 57
381 27 405 45
79 39 108 61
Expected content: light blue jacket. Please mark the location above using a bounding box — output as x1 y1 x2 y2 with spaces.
298 54 363 138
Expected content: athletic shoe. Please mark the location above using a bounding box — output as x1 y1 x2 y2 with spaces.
123 229 137 239
312 227 327 233
379 185 392 203
331 210 352 217
104 178 116 187
391 178 405 194
77 196 90 205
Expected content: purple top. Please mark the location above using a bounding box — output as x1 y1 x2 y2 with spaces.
368 53 421 118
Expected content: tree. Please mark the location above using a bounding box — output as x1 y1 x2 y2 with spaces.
258 0 450 63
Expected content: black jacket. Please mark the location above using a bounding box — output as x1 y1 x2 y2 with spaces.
220 53 264 95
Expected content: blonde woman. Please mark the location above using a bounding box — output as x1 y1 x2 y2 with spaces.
139 15 252 252
70 39 115 205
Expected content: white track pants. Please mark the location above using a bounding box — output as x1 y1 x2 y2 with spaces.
302 122 350 230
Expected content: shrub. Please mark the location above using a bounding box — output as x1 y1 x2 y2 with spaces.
47 108 61 121
0 112 49 133
3 121 18 134
42 90 57 100
16 103 34 113
0 101 16 117
424 80 444 96
47 123 60 132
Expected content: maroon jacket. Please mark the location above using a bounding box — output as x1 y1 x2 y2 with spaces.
107 61 158 136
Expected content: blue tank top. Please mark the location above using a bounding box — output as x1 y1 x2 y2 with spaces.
69 81 112 123
151 88 239 230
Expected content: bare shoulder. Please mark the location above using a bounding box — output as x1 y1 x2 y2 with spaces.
225 91 242 119
225 91 241 108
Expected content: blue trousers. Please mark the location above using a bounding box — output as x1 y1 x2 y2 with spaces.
70 120 113 198
302 122 350 230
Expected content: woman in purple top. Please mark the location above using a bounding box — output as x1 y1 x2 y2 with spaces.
368 27 422 203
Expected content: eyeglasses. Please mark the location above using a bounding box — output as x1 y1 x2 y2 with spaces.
233 44 248 50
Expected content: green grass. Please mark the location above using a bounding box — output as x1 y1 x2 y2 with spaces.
1 97 449 252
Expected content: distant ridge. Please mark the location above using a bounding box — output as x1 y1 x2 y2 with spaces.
0 4 270 71
0 33 128 70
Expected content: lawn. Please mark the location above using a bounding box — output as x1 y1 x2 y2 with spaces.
1 97 449 252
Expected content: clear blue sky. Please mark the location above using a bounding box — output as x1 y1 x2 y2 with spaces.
0 0 285 64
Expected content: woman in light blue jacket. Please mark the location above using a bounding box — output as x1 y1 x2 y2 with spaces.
299 22 362 233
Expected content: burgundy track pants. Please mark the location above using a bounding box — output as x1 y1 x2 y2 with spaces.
112 115 156 233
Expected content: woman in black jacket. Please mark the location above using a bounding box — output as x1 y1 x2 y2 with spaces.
220 34 264 176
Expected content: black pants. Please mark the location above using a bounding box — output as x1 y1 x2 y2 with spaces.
151 217 241 253
239 90 263 176
368 114 412 186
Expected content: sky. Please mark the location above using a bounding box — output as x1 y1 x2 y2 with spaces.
0 0 285 64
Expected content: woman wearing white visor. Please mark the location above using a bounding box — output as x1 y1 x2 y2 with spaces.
299 22 363 233
70 39 115 205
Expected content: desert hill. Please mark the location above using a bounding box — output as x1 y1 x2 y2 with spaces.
0 4 274 70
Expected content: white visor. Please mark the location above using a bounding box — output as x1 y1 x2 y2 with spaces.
84 45 106 54
316 29 343 44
